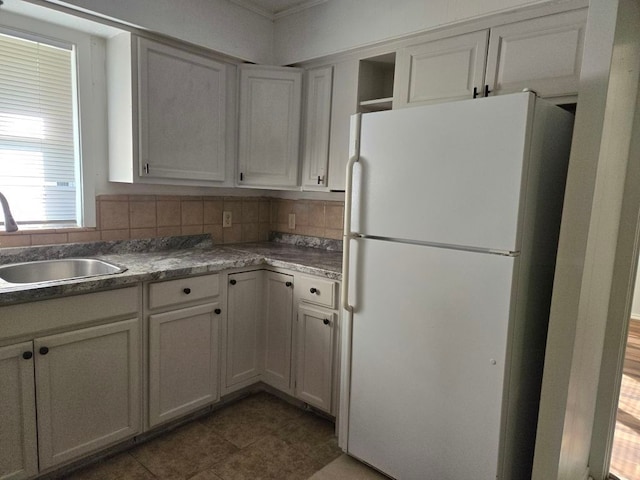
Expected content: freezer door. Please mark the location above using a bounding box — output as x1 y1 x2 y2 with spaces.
347 238 515 480
352 92 535 252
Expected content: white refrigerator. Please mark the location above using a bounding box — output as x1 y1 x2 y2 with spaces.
340 92 574 480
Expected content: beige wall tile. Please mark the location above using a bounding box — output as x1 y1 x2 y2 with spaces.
130 228 157 239
101 229 130 241
68 231 101 243
324 228 343 240
325 205 344 230
130 201 157 228
31 233 69 246
242 223 261 242
293 201 309 226
297 226 325 237
223 224 242 243
0 234 31 247
203 224 223 243
308 202 325 228
157 201 181 226
203 199 223 225
181 200 204 226
259 201 270 223
157 226 182 237
223 199 243 224
100 201 130 230
130 195 156 201
276 200 294 224
98 194 128 201
242 200 260 224
181 225 203 235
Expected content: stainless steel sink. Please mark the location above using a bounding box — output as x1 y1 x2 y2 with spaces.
0 258 127 284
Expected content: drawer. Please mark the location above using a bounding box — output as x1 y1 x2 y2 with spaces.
149 274 220 310
297 275 336 308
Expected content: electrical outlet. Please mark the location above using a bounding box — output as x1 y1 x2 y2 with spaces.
223 211 232 228
288 213 296 230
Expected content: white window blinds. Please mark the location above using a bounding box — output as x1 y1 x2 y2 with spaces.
0 30 78 227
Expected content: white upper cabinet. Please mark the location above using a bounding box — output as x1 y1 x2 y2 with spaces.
485 9 587 99
108 33 236 186
238 65 303 188
393 30 490 108
301 66 334 190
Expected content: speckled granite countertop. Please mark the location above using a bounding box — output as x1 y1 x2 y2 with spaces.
0 235 343 306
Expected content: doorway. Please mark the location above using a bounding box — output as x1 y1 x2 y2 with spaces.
610 299 640 479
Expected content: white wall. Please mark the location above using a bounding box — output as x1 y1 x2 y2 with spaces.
53 0 274 64
274 0 572 64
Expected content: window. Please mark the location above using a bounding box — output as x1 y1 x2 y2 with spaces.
0 30 80 227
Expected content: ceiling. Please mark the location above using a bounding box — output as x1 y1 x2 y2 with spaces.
229 0 327 19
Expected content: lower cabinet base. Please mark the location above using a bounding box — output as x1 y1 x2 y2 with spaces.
32 382 335 480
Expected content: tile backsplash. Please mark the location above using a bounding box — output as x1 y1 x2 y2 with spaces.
0 195 345 248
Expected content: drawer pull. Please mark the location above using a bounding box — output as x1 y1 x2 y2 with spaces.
39 347 49 355
215 308 221 314
310 287 318 294
286 281 292 287
230 279 237 285
183 288 191 294
323 318 330 325
22 351 33 360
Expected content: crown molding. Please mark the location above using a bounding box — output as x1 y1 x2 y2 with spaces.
229 0 327 20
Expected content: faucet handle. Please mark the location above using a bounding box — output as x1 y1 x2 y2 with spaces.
0 192 18 232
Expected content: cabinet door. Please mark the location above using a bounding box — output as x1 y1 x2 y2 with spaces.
149 303 221 428
394 30 489 108
328 59 359 191
302 66 333 190
238 65 302 188
138 37 228 182
0 343 37 480
226 271 264 389
263 272 294 393
295 306 335 412
485 9 587 98
35 319 141 470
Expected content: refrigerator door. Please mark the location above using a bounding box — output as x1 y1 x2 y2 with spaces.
352 92 535 253
347 238 515 479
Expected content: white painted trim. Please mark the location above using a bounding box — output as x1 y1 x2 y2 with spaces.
229 0 327 20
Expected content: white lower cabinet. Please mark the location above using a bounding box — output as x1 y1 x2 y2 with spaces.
0 287 142 479
146 274 222 428
225 270 264 390
148 304 220 428
35 319 141 470
0 342 37 480
295 306 336 412
263 272 294 393
224 269 339 414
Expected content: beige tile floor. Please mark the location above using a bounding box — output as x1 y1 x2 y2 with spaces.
53 392 376 480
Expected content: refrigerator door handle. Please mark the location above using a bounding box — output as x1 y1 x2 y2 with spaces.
342 152 359 313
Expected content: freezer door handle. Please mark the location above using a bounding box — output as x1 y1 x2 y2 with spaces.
342 153 360 313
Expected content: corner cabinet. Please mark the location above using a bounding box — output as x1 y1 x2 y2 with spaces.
108 33 236 186
237 65 303 188
301 66 334 190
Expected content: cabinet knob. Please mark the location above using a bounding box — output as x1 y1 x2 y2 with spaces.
323 318 330 325
285 281 292 287
215 308 221 314
22 351 33 360
183 287 191 294
230 279 237 285
39 347 49 355
310 287 318 294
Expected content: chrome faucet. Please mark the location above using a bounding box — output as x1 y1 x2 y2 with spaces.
0 192 18 232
